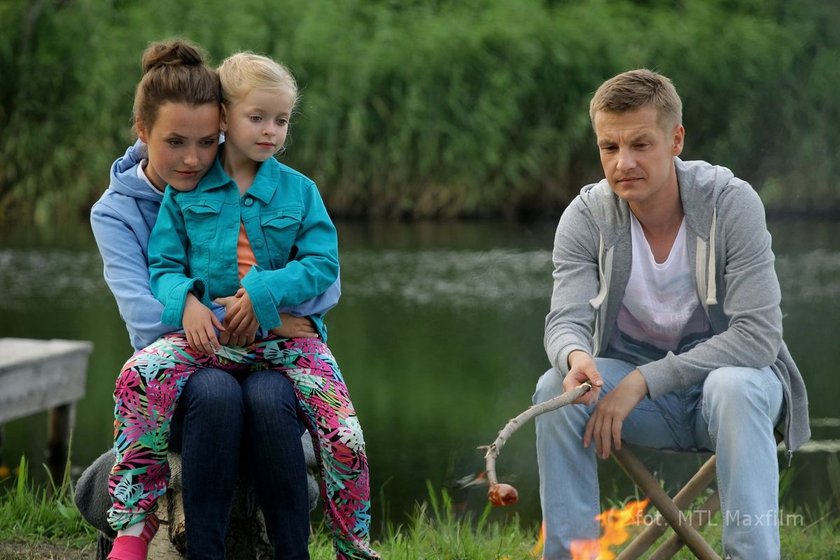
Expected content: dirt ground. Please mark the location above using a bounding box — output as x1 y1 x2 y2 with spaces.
0 541 92 560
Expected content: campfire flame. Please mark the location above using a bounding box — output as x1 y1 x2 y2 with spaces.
570 499 650 560
531 522 546 557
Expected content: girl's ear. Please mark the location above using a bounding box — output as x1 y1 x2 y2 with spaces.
220 104 229 132
136 117 149 143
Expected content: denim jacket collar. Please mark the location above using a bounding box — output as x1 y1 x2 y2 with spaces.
200 154 279 205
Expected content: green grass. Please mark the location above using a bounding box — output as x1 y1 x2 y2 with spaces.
0 456 96 548
1 462 838 559
309 487 840 560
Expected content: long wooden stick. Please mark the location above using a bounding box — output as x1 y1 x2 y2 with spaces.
480 383 591 505
615 454 717 559
611 447 720 560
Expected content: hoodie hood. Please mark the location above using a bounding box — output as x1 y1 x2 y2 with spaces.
578 158 741 309
675 158 736 242
107 140 162 202
577 157 735 245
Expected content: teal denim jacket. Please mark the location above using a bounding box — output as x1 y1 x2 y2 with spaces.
148 156 339 335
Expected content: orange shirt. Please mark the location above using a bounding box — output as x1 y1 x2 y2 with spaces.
237 222 257 280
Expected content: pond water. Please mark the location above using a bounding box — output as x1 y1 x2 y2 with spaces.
1 218 838 535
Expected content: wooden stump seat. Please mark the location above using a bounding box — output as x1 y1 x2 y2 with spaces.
79 435 319 560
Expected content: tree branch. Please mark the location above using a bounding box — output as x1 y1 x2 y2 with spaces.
479 382 591 506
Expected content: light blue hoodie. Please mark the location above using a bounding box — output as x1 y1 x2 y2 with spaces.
90 141 340 351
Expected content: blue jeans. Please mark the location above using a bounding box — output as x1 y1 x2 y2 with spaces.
533 358 784 560
172 368 310 560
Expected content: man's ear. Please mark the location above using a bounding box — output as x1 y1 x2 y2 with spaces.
671 124 685 157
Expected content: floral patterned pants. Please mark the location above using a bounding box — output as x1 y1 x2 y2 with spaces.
108 333 378 559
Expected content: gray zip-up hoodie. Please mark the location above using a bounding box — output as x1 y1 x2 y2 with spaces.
544 157 810 455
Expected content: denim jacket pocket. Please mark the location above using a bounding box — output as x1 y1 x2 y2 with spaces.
182 199 222 244
261 205 302 266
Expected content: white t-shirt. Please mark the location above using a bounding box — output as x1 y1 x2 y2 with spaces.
137 160 163 196
609 213 711 362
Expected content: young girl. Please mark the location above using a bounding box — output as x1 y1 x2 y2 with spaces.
100 40 342 560
111 51 378 560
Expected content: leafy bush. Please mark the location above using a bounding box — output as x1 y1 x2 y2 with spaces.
1 0 838 223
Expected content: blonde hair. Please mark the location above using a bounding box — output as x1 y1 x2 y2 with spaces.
133 39 220 135
217 52 298 109
589 69 682 131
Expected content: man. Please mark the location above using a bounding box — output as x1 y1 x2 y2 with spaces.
534 69 809 559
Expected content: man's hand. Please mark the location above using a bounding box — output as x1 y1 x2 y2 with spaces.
219 288 259 347
271 314 319 339
183 293 224 355
564 350 604 405
583 369 648 459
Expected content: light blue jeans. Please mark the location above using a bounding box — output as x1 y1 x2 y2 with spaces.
534 358 784 560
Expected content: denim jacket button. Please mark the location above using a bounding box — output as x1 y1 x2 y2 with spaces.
243 197 254 206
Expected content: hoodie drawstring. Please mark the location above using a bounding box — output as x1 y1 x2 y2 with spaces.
589 233 612 356
695 208 718 309
705 208 717 305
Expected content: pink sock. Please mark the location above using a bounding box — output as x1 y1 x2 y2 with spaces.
107 535 147 560
107 515 160 560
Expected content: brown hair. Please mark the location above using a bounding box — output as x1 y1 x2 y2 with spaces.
589 69 682 131
217 52 298 110
132 39 221 135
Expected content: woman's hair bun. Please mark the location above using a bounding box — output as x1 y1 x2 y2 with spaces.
142 39 205 74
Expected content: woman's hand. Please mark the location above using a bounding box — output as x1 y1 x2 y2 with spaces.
183 293 224 355
271 314 319 339
219 288 259 347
